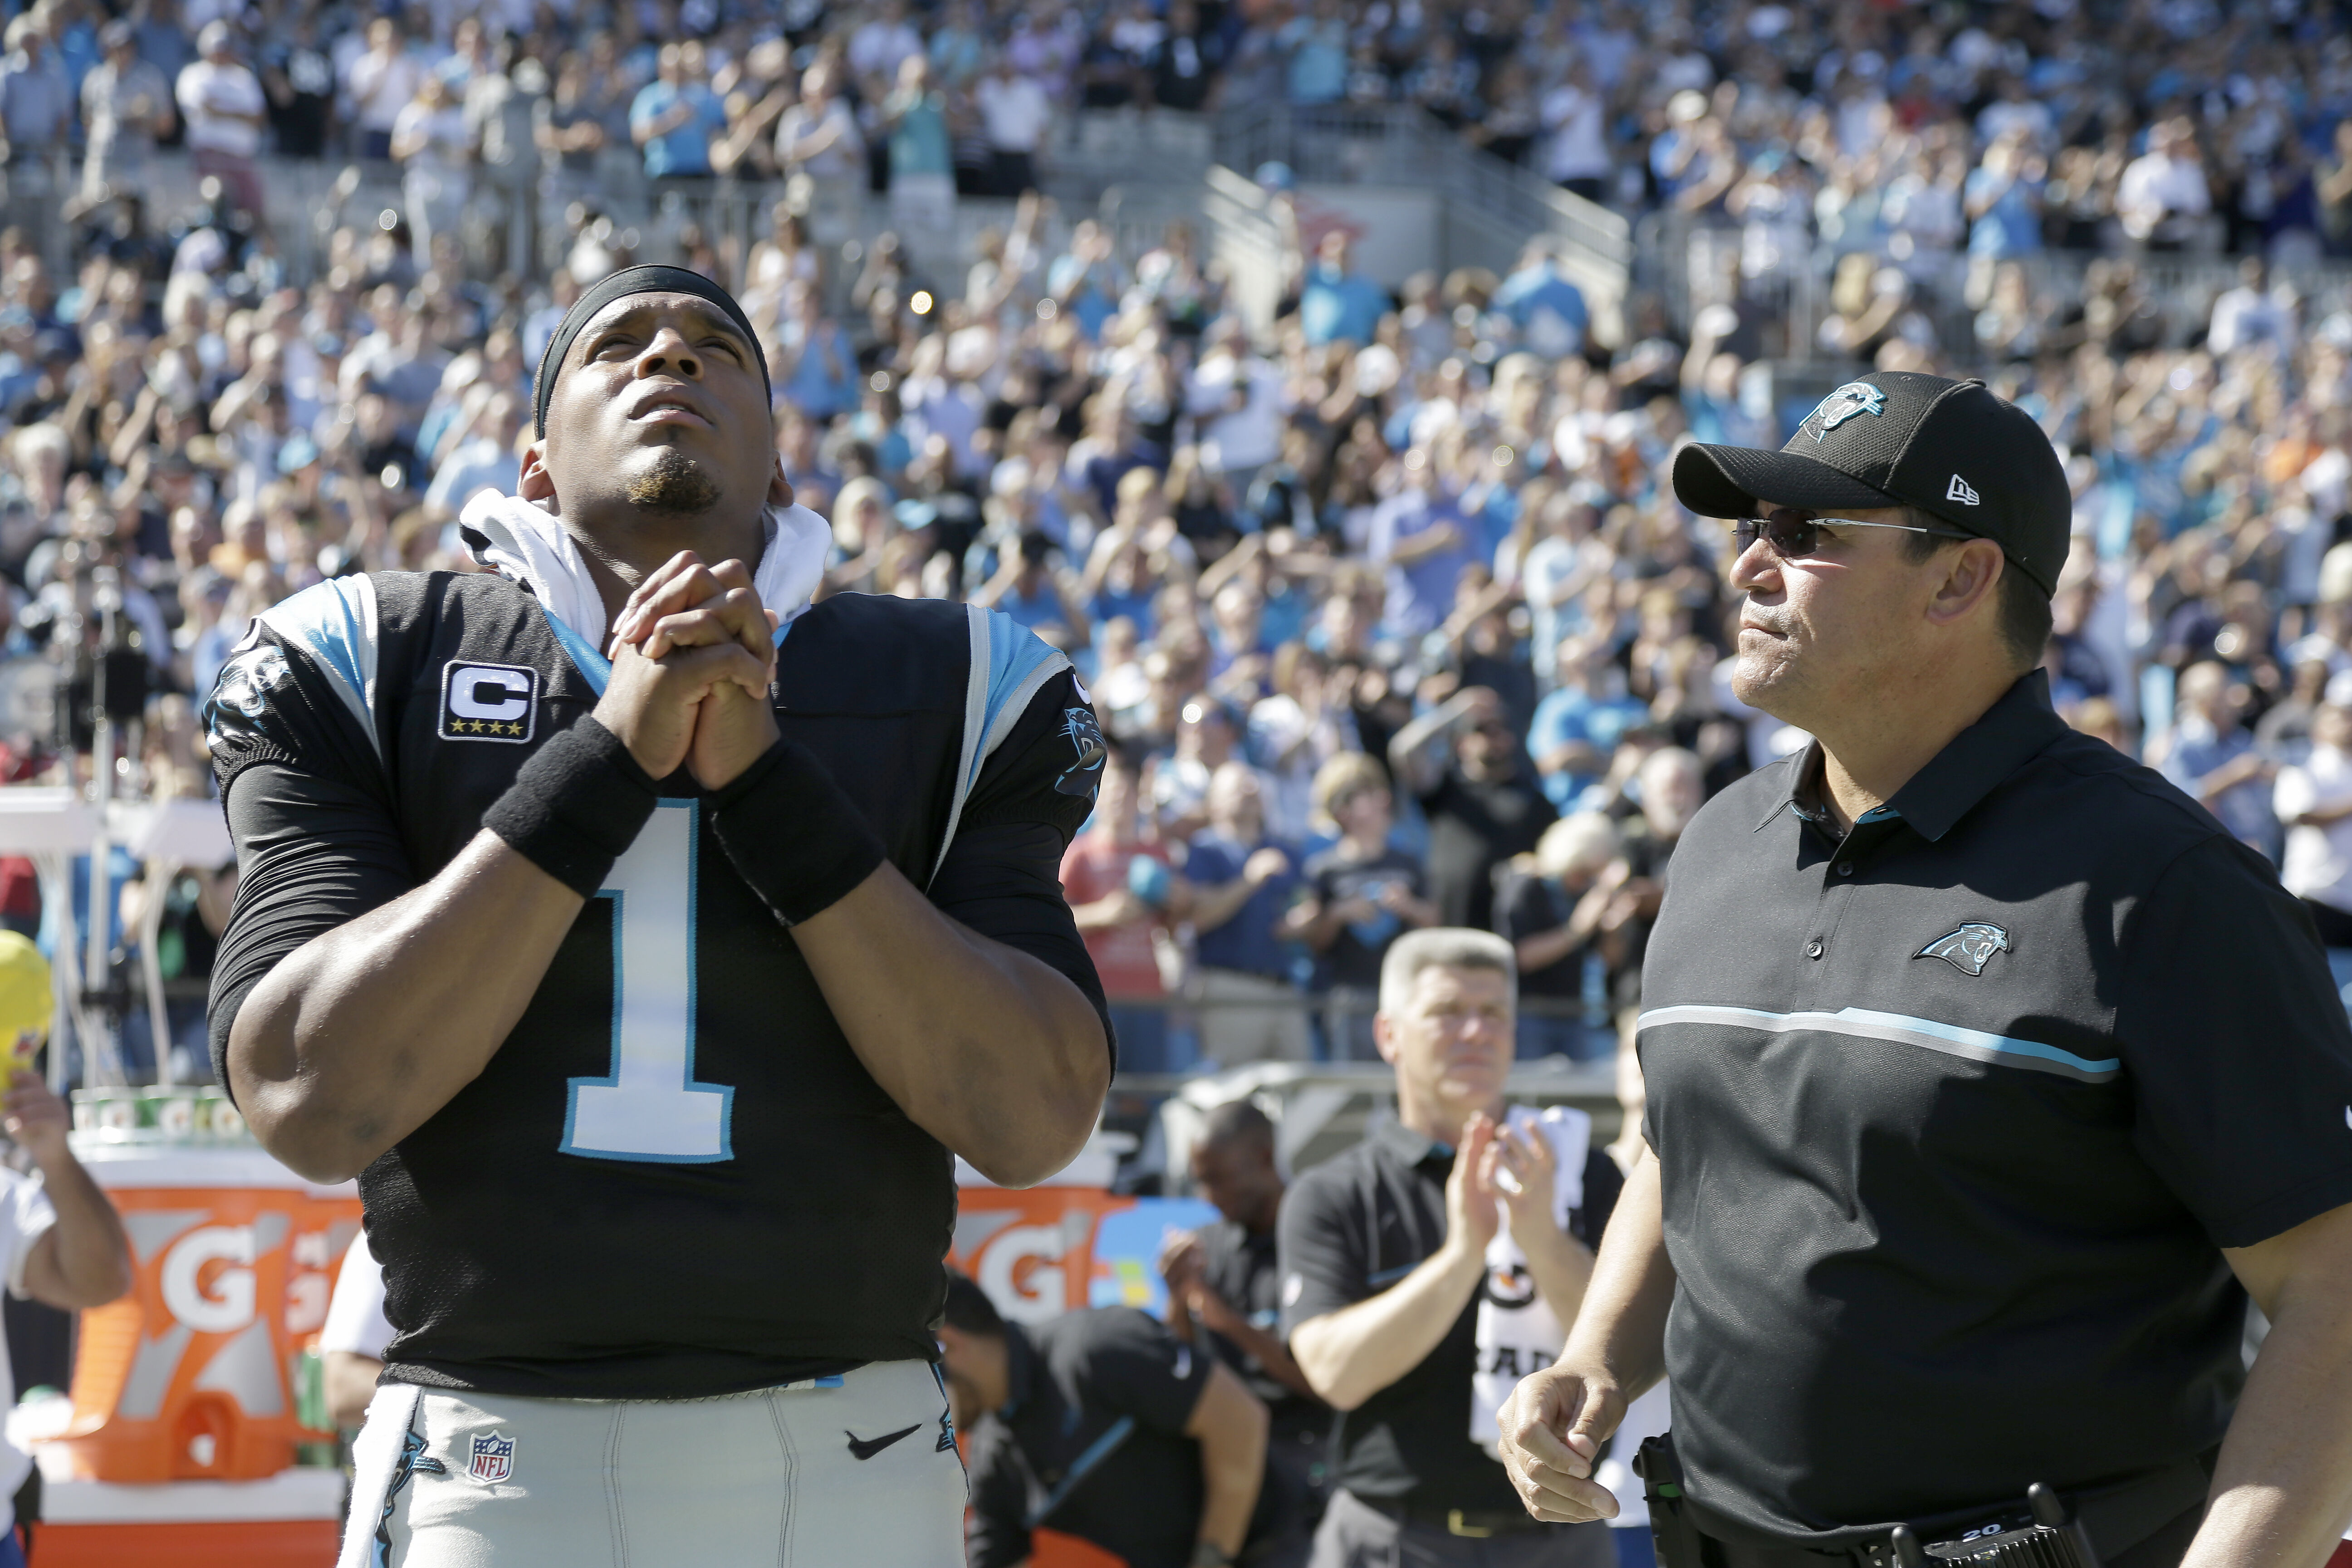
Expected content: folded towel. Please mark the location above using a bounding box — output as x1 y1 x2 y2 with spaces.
459 490 832 651
1470 1103 1591 1457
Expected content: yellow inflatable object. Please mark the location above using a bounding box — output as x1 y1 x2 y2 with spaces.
0 930 51 1064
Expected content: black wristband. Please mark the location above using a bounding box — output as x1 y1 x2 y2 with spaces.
483 715 661 897
707 738 887 926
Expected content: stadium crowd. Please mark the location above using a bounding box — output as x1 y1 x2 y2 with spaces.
0 0 2347 1086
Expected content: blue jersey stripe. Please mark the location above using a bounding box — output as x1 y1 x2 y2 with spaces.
256 576 380 757
1636 1003 2121 1083
969 608 1067 789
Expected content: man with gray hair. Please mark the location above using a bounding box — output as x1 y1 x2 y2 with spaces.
1276 929 1619 1568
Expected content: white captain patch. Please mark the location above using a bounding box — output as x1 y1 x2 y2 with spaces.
440 661 539 743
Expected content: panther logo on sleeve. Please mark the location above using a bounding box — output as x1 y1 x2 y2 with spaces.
202 642 292 741
1053 706 1106 798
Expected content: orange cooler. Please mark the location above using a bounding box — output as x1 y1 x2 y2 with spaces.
49 1140 361 1481
29 1138 360 1566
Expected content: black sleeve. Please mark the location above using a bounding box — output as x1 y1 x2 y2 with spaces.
1072 1308 1215 1435
929 669 1112 1062
204 627 413 1098
207 762 418 1100
2113 833 2352 1247
962 1418 1035 1568
1277 1166 1370 1341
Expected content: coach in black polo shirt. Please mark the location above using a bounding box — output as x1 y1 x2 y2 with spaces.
1497 372 2352 1568
1280 928 1619 1568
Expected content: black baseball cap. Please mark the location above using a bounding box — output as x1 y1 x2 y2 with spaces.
1672 370 2069 596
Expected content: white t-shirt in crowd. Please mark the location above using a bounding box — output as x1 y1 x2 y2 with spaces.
175 57 265 157
347 49 423 134
1186 350 1284 472
2277 744 2352 916
1540 84 1610 182
0 1170 57 1534
319 1232 393 1361
975 73 1051 152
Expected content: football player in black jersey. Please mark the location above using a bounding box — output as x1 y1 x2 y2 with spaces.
203 267 1112 1567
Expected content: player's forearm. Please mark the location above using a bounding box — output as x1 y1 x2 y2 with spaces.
1289 1240 1485 1411
2181 1284 2352 1567
1554 1146 1673 1396
230 832 585 1183
792 861 1109 1186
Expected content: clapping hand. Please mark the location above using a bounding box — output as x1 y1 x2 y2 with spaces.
1481 1121 1559 1238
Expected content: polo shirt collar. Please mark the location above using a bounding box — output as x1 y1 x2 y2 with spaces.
1756 670 2066 843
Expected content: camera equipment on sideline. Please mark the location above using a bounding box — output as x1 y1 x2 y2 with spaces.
1635 1436 2103 1568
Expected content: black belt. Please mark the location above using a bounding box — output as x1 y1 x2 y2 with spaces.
1683 1454 2213 1568
1350 1492 1552 1539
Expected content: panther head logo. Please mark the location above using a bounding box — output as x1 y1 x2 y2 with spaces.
1916 922 2010 977
1809 382 1887 441
1053 706 1107 799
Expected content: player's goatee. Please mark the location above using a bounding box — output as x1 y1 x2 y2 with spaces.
625 447 723 515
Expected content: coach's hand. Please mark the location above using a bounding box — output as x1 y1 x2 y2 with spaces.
1497 1360 1626 1524
594 635 773 782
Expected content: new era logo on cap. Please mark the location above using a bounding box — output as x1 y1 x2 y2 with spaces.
1946 473 1980 506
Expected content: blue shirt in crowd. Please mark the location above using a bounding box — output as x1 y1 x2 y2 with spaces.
1186 833 1299 979
1528 685 1650 808
629 79 726 178
1492 262 1588 358
1300 263 1388 347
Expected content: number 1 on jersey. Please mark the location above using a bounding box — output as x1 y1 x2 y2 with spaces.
561 800 735 1162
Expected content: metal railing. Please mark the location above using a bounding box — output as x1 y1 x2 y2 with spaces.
1213 100 1631 286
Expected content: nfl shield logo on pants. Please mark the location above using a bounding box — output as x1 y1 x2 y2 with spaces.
468 1431 515 1484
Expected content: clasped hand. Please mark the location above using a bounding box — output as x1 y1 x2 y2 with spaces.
591 552 782 790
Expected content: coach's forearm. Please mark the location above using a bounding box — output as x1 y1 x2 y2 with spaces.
230 832 585 1183
1290 1238 1486 1411
2180 1278 2352 1565
1555 1146 1675 1398
792 861 1109 1186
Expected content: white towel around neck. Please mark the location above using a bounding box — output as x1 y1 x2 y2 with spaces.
1470 1103 1591 1457
458 490 833 652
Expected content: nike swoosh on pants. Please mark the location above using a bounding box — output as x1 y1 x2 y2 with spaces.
844 1423 922 1461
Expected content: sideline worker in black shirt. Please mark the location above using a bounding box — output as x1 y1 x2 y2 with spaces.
1497 372 2352 1568
1161 1099 1331 1563
942 1273 1272 1568
1279 928 1619 1568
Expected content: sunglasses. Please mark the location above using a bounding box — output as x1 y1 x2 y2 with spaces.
1734 507 1975 560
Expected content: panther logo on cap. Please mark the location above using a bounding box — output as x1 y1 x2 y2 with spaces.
1916 922 2009 976
1808 382 1886 441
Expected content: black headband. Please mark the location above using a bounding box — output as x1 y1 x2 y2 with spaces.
532 265 769 438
